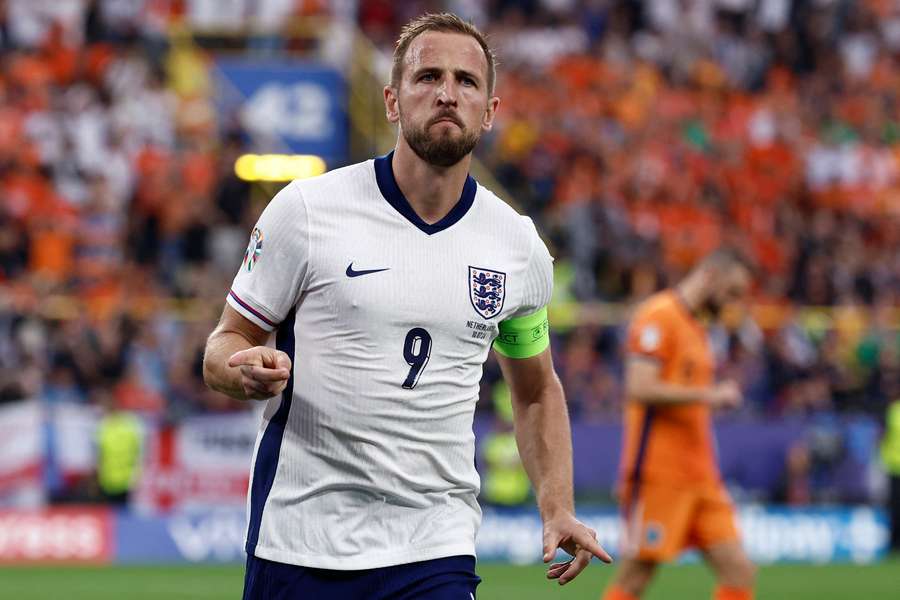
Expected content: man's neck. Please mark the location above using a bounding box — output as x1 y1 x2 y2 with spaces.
675 271 707 315
391 138 472 225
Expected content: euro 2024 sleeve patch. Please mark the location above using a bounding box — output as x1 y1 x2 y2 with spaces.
244 227 263 272
639 323 661 352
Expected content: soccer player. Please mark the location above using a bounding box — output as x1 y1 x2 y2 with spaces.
203 12 611 599
601 249 757 600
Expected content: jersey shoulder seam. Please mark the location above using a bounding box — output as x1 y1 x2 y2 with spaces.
631 298 677 333
475 183 524 219
292 181 314 295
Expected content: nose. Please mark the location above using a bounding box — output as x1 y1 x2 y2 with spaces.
436 78 458 106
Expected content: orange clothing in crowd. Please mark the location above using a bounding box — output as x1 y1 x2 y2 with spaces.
2 170 59 223
29 222 75 282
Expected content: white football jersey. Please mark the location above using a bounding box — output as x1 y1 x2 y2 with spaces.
227 152 553 569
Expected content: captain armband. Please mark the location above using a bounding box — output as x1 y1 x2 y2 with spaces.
493 307 550 359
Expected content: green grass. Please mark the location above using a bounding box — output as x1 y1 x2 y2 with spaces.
1 560 897 599
478 561 900 599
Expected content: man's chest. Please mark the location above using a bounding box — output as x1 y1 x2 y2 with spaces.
669 323 714 385
303 218 529 346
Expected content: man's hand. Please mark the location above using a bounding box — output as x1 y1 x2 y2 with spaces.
543 512 613 585
227 347 292 400
708 380 742 410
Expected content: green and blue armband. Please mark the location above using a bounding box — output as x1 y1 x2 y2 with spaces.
493 307 550 359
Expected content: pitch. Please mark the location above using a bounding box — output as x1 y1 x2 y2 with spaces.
1 560 897 599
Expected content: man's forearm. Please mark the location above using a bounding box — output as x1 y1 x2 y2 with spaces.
202 330 255 400
512 379 574 519
627 380 711 405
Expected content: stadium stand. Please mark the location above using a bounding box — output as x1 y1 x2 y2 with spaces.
0 0 896 511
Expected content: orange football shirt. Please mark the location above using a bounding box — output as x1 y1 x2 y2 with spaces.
620 290 720 488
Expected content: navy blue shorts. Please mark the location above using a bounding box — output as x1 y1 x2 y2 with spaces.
242 553 481 600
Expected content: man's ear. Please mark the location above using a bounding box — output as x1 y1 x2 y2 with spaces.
482 96 500 132
384 85 400 124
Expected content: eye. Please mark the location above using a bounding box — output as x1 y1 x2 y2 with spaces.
462 76 477 87
420 73 436 82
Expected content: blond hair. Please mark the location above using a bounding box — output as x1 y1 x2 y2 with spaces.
391 13 497 95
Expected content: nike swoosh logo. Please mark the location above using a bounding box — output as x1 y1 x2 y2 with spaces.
346 263 390 278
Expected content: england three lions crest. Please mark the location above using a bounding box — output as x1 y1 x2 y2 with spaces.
469 266 506 319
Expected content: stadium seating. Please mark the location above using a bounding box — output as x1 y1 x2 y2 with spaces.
0 0 896 510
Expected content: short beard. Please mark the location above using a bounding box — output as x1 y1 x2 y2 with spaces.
401 112 480 168
703 298 722 318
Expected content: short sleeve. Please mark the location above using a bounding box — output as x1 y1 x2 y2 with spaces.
510 216 554 318
626 306 675 363
226 182 310 331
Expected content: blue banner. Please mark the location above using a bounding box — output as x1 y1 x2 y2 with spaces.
215 60 347 162
111 505 889 565
116 509 247 564
479 505 890 565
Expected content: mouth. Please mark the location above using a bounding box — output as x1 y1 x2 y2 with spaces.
430 115 463 128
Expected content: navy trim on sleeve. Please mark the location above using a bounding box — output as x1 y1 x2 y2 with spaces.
229 290 277 328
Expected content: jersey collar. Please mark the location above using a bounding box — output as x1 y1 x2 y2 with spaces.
374 150 477 235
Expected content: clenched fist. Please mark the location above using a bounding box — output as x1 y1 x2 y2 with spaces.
227 346 292 400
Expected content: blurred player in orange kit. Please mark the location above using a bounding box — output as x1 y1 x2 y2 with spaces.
601 248 757 600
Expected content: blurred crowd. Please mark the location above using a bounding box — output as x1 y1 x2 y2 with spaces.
470 0 900 424
1 0 899 446
0 0 262 414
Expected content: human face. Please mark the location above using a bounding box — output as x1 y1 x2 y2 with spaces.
385 31 499 167
705 266 752 317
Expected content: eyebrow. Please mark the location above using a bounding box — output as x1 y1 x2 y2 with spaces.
454 68 480 83
412 66 482 85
